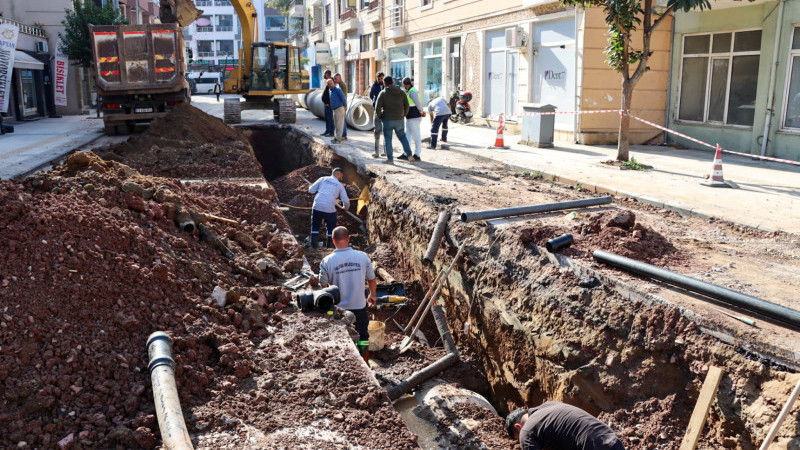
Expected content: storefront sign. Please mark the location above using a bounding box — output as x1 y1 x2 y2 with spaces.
544 69 566 81
0 23 20 114
54 42 69 107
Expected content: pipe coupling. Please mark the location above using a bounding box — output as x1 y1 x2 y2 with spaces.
147 331 175 374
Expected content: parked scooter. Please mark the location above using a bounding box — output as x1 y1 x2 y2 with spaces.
448 88 473 124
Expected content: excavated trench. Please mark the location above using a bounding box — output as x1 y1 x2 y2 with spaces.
247 126 800 449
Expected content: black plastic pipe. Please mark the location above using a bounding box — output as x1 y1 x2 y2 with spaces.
546 234 573 253
593 250 800 331
423 211 450 265
388 305 460 401
460 196 612 222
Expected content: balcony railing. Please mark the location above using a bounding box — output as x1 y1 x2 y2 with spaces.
339 8 356 21
0 17 46 37
214 0 231 5
216 26 233 32
197 51 216 57
195 0 213 6
311 24 322 34
196 26 214 32
368 0 379 10
389 4 403 27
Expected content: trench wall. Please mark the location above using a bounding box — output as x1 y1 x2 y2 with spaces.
365 176 800 449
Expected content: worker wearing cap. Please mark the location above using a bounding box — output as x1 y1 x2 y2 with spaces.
506 401 625 450
308 168 350 248
319 226 377 343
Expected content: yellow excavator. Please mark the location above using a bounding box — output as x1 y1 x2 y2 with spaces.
162 0 309 123
221 0 310 123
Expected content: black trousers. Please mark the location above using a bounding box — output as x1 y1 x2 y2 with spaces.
349 307 369 342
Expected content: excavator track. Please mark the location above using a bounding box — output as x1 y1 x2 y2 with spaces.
274 98 296 124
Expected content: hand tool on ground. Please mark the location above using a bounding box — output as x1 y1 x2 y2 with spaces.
402 256 450 334
711 307 757 327
375 295 408 310
398 240 468 354
282 270 316 291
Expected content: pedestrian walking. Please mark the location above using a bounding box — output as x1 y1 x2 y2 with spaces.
321 70 335 137
369 72 385 158
328 79 348 144
506 401 625 450
319 226 378 344
213 80 221 102
374 76 414 164
334 73 348 138
308 167 350 248
427 95 452 149
402 77 426 160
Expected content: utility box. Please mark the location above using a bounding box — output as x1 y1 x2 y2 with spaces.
520 103 556 148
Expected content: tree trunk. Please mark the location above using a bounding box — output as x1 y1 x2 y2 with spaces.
617 79 633 162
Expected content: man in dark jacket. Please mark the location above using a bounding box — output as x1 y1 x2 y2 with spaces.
505 402 625 450
369 72 385 158
374 76 413 164
320 70 334 137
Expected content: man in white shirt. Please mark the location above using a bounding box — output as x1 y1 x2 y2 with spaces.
427 96 452 149
308 168 350 248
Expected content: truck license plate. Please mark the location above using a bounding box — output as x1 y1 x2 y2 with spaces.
134 107 153 113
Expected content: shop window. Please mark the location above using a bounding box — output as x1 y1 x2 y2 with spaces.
783 27 800 129
20 70 38 115
389 45 414 81
422 40 443 104
678 30 761 126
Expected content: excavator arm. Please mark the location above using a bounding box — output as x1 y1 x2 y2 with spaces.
227 0 259 93
159 0 202 27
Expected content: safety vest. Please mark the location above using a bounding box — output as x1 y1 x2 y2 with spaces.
406 86 419 106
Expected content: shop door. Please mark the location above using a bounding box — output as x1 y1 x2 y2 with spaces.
485 30 519 118
532 17 576 130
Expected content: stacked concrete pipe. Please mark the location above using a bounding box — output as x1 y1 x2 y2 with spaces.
304 89 375 131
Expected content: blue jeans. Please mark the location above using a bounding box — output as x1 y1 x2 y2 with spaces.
324 104 334 134
430 114 450 148
382 119 412 161
311 209 337 243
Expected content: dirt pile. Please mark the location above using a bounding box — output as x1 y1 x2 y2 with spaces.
0 152 414 448
96 103 262 179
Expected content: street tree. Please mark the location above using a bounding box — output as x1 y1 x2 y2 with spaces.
59 0 126 68
561 0 710 161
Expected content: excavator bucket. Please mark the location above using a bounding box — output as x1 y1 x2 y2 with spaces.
357 185 371 214
159 0 203 27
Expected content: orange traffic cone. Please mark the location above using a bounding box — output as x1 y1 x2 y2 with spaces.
489 115 510 149
701 144 730 188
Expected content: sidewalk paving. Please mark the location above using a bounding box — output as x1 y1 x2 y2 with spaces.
0 114 104 179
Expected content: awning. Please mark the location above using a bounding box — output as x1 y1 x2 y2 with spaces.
13 51 44 70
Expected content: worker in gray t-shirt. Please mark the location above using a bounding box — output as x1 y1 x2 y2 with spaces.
308 167 350 248
506 402 625 450
319 226 377 341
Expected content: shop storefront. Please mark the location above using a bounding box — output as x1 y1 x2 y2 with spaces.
389 45 414 81
10 50 47 121
484 29 519 118
420 39 443 105
531 17 576 131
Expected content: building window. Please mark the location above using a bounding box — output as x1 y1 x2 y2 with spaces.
678 29 761 126
325 4 331 25
360 34 371 52
216 15 233 32
421 40 442 104
217 40 234 58
783 27 800 129
389 45 414 80
197 15 214 33
420 0 432 10
197 40 215 58
265 16 287 30
361 0 370 9
373 31 380 49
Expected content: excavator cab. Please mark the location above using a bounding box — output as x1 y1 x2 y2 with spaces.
249 42 305 93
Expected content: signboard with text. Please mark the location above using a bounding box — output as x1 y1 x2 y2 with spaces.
0 23 20 114
54 43 69 107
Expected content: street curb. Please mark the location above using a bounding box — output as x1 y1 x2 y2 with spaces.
444 145 780 234
10 130 106 181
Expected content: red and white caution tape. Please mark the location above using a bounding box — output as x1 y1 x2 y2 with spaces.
505 109 625 118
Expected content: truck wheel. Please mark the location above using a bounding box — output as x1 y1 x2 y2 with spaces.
274 98 296 124
224 98 241 124
104 124 118 136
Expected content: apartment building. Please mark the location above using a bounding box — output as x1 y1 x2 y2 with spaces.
307 0 383 93
668 0 800 161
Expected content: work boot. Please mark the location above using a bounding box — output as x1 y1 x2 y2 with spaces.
441 129 448 143
430 135 438 149
311 235 319 248
373 139 380 158
326 236 334 248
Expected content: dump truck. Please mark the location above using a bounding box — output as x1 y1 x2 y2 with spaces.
90 23 190 135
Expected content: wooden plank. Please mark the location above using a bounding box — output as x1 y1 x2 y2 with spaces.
680 366 725 450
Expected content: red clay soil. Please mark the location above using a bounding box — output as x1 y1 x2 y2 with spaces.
95 103 262 179
0 153 415 449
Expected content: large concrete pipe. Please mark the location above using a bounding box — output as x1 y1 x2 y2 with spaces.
593 250 800 331
146 332 194 450
305 89 374 130
297 92 309 110
306 89 325 118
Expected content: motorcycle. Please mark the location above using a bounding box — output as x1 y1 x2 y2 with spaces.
448 88 473 124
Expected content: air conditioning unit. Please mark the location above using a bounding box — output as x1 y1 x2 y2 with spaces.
505 27 527 49
35 41 49 53
374 48 386 61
